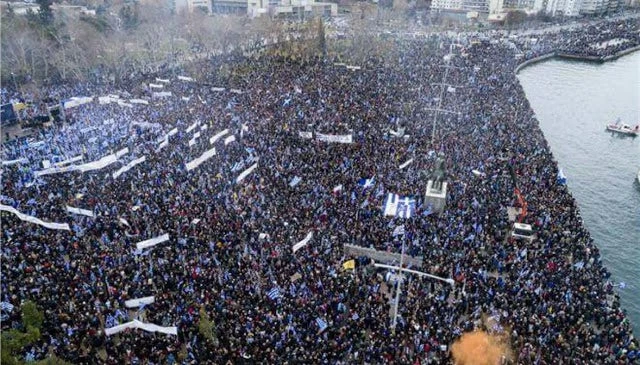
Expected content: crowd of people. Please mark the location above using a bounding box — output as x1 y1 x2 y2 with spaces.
1 16 638 364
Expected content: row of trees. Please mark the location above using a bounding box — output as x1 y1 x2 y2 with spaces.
1 3 287 89
1 301 72 365
1 0 431 90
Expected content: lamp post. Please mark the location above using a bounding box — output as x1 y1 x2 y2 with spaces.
386 237 455 331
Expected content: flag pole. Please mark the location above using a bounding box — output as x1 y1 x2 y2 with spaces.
391 236 405 332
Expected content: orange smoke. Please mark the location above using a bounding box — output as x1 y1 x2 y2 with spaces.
451 331 509 365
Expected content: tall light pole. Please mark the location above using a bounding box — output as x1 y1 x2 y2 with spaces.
391 237 406 331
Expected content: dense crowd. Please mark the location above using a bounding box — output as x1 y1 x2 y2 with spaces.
1 16 638 364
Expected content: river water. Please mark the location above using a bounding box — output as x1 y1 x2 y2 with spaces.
517 51 640 335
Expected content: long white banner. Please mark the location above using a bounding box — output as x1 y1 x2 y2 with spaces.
112 156 146 179
35 153 119 177
115 148 129 159
315 133 353 144
236 162 258 183
0 204 70 231
136 233 170 250
129 99 149 105
292 232 313 253
186 122 199 133
224 135 236 145
76 154 118 173
54 155 83 167
210 129 229 144
124 296 155 308
65 205 94 218
2 158 28 166
104 319 177 336
185 147 216 171
152 91 172 98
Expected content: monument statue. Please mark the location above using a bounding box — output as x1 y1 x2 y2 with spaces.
426 157 448 191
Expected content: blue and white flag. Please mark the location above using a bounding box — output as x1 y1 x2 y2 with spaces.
357 177 375 189
383 193 399 217
268 287 281 300
396 197 416 218
557 169 567 185
0 302 14 312
231 160 245 172
392 225 405 236
316 317 328 332
289 176 302 188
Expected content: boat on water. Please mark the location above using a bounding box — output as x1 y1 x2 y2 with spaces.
637 169 640 184
605 120 639 136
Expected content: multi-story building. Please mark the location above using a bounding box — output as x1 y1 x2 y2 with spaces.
545 0 581 16
172 0 213 13
430 0 463 11
212 0 336 17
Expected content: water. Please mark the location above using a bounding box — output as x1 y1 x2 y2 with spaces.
517 52 640 335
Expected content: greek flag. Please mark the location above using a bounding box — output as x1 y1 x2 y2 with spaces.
231 160 245 172
289 176 302 187
0 302 14 312
357 177 375 189
392 225 405 236
396 197 416 219
383 193 399 217
268 287 281 300
316 317 328 332
557 169 567 185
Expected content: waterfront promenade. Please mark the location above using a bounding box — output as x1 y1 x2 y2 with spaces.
1 16 638 364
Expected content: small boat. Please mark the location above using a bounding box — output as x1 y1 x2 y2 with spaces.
637 169 640 184
605 120 639 136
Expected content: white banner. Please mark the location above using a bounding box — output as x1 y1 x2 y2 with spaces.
156 78 170 84
77 154 118 173
34 164 79 177
315 133 353 144
177 75 194 82
132 121 161 129
63 96 93 109
65 205 94 218
98 96 119 104
230 89 243 94
136 233 169 250
130 99 149 105
124 296 155 308
149 83 164 89
54 155 83 167
210 129 229 144
186 122 199 133
292 232 313 253
0 204 70 231
399 159 413 169
156 139 168 152
2 158 28 166
104 319 177 336
211 87 225 92
35 153 118 177
224 135 236 145
298 131 313 139
167 128 178 137
117 101 133 108
112 156 146 179
152 92 172 98
236 162 258 183
181 96 190 102
115 148 129 159
185 147 216 171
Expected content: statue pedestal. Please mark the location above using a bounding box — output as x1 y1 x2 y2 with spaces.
425 180 447 214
